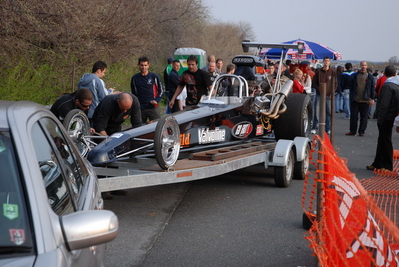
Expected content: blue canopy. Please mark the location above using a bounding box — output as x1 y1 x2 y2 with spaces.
260 39 342 60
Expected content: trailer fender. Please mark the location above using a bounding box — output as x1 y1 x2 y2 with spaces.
267 139 294 167
293 137 311 162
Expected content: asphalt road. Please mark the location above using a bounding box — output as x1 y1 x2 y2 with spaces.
103 106 399 267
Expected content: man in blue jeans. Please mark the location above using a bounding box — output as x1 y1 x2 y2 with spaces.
341 63 355 119
312 57 336 135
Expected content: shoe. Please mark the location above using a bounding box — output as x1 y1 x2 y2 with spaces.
311 129 316 134
345 117 350 120
358 133 364 137
327 130 331 135
368 114 371 119
110 190 128 196
380 168 391 172
345 132 355 136
102 192 114 200
366 165 375 170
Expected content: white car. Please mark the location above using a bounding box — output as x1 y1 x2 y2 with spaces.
0 101 118 266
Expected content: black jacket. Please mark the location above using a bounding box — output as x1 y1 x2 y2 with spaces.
375 77 399 125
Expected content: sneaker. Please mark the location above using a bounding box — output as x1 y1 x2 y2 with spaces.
327 130 331 135
110 190 128 196
358 133 364 137
366 165 375 170
345 132 355 136
311 129 316 134
102 192 114 200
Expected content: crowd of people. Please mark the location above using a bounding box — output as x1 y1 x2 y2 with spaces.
50 54 399 191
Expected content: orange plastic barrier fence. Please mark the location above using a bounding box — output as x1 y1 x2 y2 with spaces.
303 135 399 266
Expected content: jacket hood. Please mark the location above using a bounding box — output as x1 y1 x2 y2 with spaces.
79 73 98 86
386 76 399 86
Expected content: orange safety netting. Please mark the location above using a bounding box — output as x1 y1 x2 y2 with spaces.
303 135 399 266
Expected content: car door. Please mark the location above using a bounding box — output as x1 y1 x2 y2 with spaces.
31 116 105 267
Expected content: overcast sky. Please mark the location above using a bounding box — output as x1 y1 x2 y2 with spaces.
203 0 398 62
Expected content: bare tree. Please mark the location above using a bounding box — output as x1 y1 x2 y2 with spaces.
388 56 399 66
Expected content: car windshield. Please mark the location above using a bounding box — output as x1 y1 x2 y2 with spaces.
0 131 34 256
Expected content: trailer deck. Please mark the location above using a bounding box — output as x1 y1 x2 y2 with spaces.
94 136 309 192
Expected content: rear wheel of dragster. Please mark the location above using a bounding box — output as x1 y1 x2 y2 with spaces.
294 144 310 180
273 94 312 140
274 149 294 187
63 109 91 157
154 115 181 170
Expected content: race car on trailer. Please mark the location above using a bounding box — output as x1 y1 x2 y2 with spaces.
63 41 312 190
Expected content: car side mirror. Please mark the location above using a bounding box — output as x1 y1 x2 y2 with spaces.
61 210 118 251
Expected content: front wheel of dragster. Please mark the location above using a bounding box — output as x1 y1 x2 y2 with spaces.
273 93 312 141
154 115 181 170
274 149 294 187
63 109 91 157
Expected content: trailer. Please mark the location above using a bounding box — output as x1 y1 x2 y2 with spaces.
93 136 310 191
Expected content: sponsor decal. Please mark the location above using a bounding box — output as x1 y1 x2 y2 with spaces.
256 125 264 136
111 133 124 138
3 203 18 220
180 133 191 146
232 57 255 64
232 122 253 139
198 127 226 144
9 229 25 245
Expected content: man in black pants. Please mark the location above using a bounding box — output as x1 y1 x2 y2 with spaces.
367 65 399 171
92 92 142 199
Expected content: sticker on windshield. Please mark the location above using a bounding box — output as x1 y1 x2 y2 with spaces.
3 203 18 220
9 229 25 245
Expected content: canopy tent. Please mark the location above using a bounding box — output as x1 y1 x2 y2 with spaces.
260 39 342 61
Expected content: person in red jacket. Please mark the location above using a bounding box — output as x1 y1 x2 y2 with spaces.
292 68 305 93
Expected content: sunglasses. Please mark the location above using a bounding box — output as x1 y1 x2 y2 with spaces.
79 101 90 108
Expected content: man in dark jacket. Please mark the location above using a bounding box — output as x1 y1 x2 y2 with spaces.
312 57 336 134
346 61 375 136
131 57 164 123
168 60 182 113
367 65 399 171
93 92 142 136
51 88 92 123
341 63 355 119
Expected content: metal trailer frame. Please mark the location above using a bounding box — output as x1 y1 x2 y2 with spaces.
95 137 310 192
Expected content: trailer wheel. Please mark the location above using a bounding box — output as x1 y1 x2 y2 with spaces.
274 149 294 187
154 115 181 170
273 94 312 140
294 145 310 180
63 109 91 157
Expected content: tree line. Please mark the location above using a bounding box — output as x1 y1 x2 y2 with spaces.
0 0 254 104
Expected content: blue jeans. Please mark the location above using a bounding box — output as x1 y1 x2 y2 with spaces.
343 89 350 118
313 94 331 132
335 92 343 112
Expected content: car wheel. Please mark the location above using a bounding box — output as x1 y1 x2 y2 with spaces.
63 109 91 157
274 149 294 187
273 94 312 140
294 144 310 180
154 115 180 170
